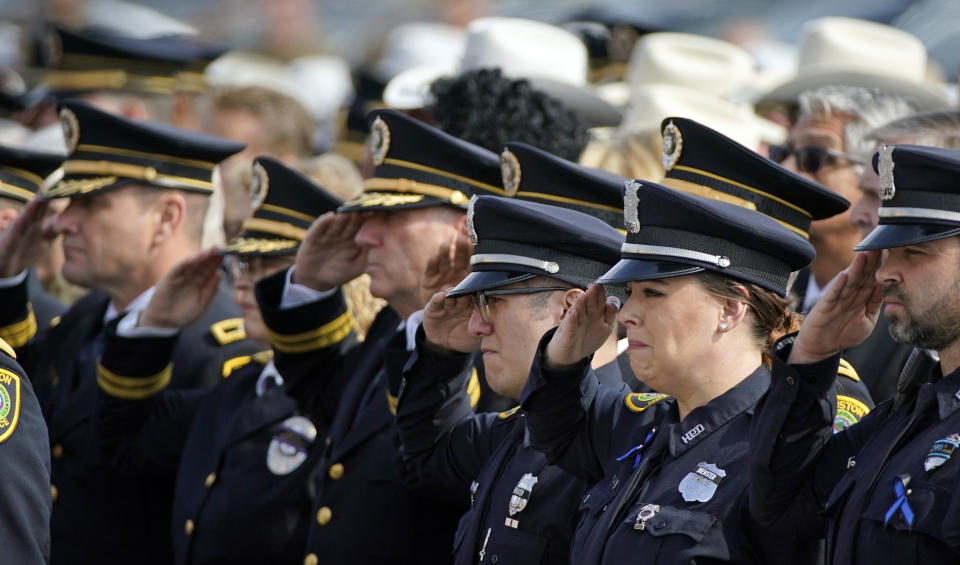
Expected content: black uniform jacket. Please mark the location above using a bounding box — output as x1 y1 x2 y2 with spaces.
255 269 468 565
397 327 624 565
520 329 818 565
27 269 65 331
0 277 256 565
751 339 960 564
94 286 355 565
0 342 51 564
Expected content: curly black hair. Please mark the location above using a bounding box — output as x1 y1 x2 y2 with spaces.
428 68 589 161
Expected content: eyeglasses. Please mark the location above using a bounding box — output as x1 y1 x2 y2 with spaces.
228 255 295 281
471 287 571 323
768 144 866 174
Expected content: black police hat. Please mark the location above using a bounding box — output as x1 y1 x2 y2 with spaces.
598 180 815 297
38 27 227 96
222 156 342 256
658 117 849 240
43 99 244 199
856 145 960 250
447 196 623 297
500 141 626 231
0 144 63 203
339 109 504 212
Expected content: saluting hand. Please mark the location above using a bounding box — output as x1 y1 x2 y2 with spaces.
292 212 368 291
544 284 619 369
419 232 473 308
139 247 224 329
789 250 884 364
0 199 54 278
422 289 480 354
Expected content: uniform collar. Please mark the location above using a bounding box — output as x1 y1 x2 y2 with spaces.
103 286 156 324
666 365 770 456
932 363 960 420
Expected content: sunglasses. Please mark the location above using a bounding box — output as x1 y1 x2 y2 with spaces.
470 286 571 323
768 144 866 174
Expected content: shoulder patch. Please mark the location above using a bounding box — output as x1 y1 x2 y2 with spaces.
210 318 246 345
222 356 252 378
834 394 870 433
837 358 860 382
0 337 15 359
0 368 21 443
624 392 670 413
498 405 521 419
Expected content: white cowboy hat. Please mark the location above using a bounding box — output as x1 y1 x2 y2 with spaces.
759 17 948 110
383 17 622 127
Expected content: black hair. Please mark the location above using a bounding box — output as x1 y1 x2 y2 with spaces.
429 68 589 161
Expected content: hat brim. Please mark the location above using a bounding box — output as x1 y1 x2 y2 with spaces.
529 77 623 128
446 271 537 298
758 69 948 111
338 191 460 213
220 236 300 256
854 223 960 251
597 258 704 285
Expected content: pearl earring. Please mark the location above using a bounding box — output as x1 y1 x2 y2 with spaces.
719 322 728 331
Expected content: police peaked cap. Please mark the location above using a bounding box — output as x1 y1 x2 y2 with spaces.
0 144 63 203
447 196 623 297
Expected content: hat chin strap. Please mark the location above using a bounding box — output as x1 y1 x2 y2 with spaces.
878 207 960 223
620 243 731 269
471 253 560 274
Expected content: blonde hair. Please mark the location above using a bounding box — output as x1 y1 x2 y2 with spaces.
296 153 364 201
579 128 665 181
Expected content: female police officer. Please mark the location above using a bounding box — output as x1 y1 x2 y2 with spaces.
518 179 819 563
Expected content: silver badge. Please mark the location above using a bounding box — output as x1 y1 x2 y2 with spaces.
878 145 896 200
633 503 661 530
623 180 642 233
370 116 391 166
266 415 318 475
661 120 683 171
467 195 479 246
500 148 521 197
60 108 80 154
507 473 538 516
678 461 725 503
924 433 959 472
250 161 270 209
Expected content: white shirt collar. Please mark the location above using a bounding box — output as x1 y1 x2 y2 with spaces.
104 286 157 325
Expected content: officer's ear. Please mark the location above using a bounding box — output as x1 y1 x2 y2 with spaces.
718 284 750 333
560 288 586 321
0 207 18 230
150 191 187 246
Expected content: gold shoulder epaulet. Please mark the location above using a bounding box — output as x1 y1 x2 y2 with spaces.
210 318 246 346
0 337 15 359
837 358 861 382
624 392 670 413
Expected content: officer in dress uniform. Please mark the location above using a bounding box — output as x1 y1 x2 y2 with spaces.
93 156 353 565
396 195 625 565
0 100 258 565
0 338 51 564
520 180 823 564
613 116 874 432
0 144 66 328
253 109 514 565
751 145 960 562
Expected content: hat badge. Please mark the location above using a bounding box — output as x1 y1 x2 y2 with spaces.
467 195 479 246
250 161 270 209
623 179 642 233
878 145 896 200
59 108 80 153
500 148 522 197
661 120 683 171
370 116 391 166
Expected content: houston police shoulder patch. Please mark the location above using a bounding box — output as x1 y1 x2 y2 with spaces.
833 394 870 433
624 392 669 413
0 367 21 443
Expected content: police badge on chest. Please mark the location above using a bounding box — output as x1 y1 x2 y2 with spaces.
504 473 538 529
266 415 318 475
678 462 726 503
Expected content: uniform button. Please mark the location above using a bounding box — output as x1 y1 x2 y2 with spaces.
52 443 64 459
184 519 195 536
324 437 332 447
316 506 332 526
491 555 499 563
50 485 58 502
786 376 795 386
328 463 344 480
304 553 319 565
204 472 217 488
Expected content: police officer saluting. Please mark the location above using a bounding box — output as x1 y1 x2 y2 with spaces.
396 194 624 565
751 145 960 562
0 100 257 565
